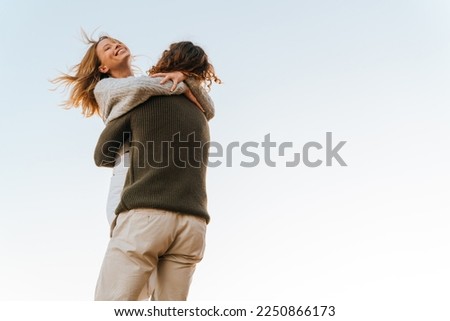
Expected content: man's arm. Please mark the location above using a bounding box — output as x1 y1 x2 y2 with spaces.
94 113 131 167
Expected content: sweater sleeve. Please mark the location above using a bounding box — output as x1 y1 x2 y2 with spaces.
185 77 215 121
94 113 131 168
94 76 187 124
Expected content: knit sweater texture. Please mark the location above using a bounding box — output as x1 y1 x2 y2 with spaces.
94 75 215 124
94 95 210 223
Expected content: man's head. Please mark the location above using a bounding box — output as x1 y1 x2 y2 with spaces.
149 41 221 89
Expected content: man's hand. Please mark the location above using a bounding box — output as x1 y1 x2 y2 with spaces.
151 71 187 91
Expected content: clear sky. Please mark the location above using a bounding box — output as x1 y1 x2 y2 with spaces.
1 0 449 319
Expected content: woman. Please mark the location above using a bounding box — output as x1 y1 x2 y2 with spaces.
54 33 220 300
54 32 216 225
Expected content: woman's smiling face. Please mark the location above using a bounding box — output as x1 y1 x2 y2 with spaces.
96 37 131 75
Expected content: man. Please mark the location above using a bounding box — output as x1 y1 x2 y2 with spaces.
93 93 210 301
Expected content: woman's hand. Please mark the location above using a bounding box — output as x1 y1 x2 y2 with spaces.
150 71 205 113
151 71 187 91
183 87 205 113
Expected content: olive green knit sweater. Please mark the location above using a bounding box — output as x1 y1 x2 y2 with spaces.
94 95 210 223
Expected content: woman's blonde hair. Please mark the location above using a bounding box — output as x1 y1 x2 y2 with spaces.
148 41 221 91
52 31 119 117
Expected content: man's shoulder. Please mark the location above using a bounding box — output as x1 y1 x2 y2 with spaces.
134 95 207 126
136 95 192 110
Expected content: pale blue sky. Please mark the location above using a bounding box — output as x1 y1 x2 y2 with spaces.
1 1 449 319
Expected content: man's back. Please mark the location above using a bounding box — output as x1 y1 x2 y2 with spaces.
95 95 210 222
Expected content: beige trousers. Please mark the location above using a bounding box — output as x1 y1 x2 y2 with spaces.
95 208 207 301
